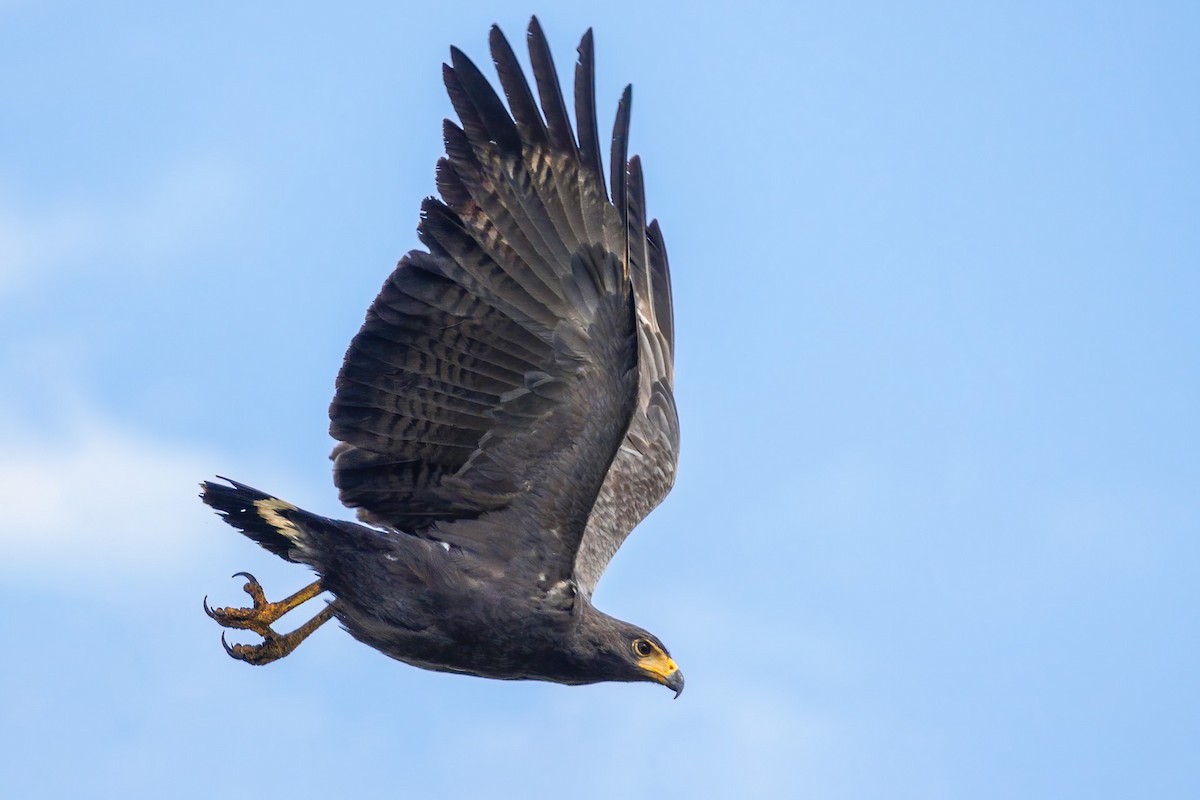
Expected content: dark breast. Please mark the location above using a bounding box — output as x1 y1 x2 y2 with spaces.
332 555 583 682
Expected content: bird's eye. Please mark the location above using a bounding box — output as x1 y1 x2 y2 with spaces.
633 639 654 657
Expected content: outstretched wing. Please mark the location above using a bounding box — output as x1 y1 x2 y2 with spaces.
328 20 645 590
573 152 678 597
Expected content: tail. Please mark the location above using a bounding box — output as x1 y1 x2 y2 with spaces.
200 477 319 564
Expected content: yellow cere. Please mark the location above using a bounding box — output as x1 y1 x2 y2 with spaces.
638 647 679 684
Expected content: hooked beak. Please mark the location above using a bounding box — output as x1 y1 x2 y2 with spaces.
641 652 684 698
663 667 685 699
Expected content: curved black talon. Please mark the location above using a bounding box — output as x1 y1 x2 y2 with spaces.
220 631 267 664
232 572 264 603
203 596 216 619
220 630 289 666
227 571 269 610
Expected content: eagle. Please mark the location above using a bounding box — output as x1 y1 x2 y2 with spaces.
201 18 681 696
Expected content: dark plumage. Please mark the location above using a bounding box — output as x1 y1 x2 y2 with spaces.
201 18 681 696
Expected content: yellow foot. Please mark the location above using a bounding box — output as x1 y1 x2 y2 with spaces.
204 572 323 635
204 573 332 665
220 605 336 665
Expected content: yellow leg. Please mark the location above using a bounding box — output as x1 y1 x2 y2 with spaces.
204 573 332 665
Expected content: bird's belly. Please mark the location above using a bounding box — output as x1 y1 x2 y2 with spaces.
338 595 572 682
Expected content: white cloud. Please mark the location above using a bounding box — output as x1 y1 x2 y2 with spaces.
0 155 254 572
0 409 229 582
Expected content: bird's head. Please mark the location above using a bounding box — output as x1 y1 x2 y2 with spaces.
625 629 685 698
580 614 684 697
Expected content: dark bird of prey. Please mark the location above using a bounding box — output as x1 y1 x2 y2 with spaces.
201 18 682 696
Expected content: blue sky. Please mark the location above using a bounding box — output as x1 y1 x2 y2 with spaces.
2 1 1197 797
